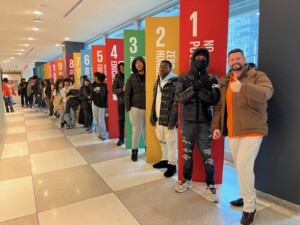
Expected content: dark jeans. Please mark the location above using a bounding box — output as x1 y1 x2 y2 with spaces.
3 96 14 111
181 120 215 186
83 106 93 128
21 93 28 106
118 103 125 140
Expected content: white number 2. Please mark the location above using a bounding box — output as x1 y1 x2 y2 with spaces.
156 27 165 47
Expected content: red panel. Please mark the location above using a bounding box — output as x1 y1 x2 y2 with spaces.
66 55 74 78
105 39 124 139
179 0 229 183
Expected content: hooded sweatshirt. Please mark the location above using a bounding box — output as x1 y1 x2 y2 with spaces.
124 56 146 111
175 47 220 122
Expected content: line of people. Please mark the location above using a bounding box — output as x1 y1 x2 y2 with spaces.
7 46 273 225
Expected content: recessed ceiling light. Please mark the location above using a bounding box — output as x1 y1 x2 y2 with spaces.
32 11 43 15
55 44 61 47
256 12 260 16
7 59 11 62
10 57 14 59
28 37 34 41
4 61 7 63
31 27 39 31
18 53 22 55
20 49 25 52
24 44 29 47
64 37 70 40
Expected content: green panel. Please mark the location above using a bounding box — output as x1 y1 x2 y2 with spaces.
124 30 145 149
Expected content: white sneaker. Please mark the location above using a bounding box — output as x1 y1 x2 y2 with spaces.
207 185 219 203
175 179 193 193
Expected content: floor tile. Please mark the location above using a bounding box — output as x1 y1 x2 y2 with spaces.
2 142 29 159
4 133 27 144
0 156 31 181
38 193 140 225
27 129 64 141
31 148 87 174
6 126 26 134
230 208 300 225
268 204 300 223
116 178 240 225
0 214 38 225
33 165 112 212
6 121 25 127
24 112 48 118
24 115 48 121
4 112 24 117
91 156 164 191
0 177 36 222
77 142 130 164
60 127 88 136
25 123 58 132
6 117 24 122
24 119 53 126
67 133 108 147
28 137 74 154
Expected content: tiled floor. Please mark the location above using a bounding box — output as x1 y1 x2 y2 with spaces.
0 104 299 225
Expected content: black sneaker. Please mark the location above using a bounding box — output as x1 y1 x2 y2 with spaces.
153 160 168 169
230 198 244 207
117 139 125 146
60 123 65 128
164 164 177 177
131 149 138 162
240 209 256 225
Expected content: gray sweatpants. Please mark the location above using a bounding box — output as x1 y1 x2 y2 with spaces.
129 107 146 149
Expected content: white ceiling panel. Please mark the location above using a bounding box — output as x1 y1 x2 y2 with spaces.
0 0 173 73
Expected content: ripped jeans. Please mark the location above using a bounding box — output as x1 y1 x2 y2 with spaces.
181 120 215 186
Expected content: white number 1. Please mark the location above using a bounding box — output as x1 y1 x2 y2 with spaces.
190 11 198 37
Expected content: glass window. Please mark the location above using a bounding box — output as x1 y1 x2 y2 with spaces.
86 37 104 50
139 4 180 30
227 0 259 67
108 24 134 38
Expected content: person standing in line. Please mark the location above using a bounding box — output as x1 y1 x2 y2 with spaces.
53 79 65 127
78 78 93 132
18 78 28 107
150 60 178 177
2 78 16 113
212 48 273 225
48 78 55 116
91 72 109 140
174 47 220 204
125 56 146 162
112 62 125 146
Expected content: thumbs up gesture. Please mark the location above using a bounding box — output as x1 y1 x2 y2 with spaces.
230 76 242 92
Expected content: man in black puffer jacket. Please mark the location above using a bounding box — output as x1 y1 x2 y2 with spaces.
174 47 220 203
113 62 125 146
125 56 146 162
150 60 178 178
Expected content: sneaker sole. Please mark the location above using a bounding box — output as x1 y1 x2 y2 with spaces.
175 185 193 193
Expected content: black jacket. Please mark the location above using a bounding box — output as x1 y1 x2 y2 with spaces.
66 89 79 113
112 73 125 105
125 56 146 111
175 47 220 122
78 85 92 109
18 82 27 95
150 73 178 128
91 82 108 108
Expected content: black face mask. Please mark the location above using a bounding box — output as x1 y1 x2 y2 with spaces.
194 59 207 71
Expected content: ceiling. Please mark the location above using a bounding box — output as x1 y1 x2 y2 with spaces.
0 0 173 74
